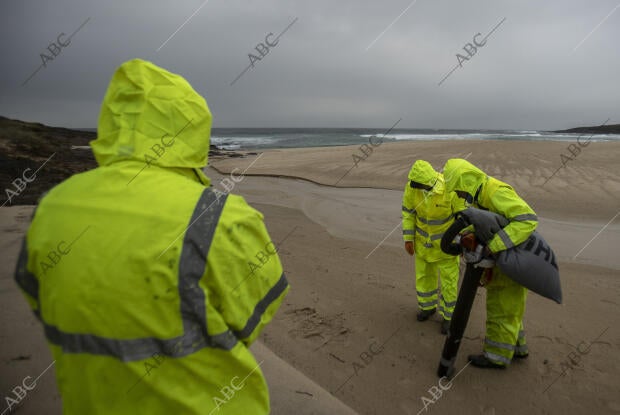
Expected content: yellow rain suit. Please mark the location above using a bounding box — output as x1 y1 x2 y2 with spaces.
402 160 461 320
14 59 289 414
443 158 536 365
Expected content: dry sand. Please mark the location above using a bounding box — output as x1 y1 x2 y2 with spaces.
2 140 619 414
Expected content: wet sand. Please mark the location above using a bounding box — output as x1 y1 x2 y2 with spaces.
2 139 619 414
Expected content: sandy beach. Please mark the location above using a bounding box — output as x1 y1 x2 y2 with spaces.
2 140 619 414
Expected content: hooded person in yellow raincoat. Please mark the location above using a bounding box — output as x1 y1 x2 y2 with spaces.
402 160 462 334
14 59 289 414
442 158 535 369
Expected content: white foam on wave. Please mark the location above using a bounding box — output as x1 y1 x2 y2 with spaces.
217 144 241 150
359 132 620 142
211 136 281 149
361 133 483 140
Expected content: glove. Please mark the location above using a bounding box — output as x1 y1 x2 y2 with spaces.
404 241 415 256
460 231 476 251
463 244 495 268
463 244 483 264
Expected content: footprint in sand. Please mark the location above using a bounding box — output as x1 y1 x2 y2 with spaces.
534 335 553 343
463 335 482 341
285 307 350 346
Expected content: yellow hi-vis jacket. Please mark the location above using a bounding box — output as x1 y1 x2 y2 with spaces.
442 158 538 253
402 160 462 262
14 59 289 415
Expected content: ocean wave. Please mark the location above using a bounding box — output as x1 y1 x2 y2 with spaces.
207 130 620 151
360 132 620 141
361 133 483 140
215 144 241 150
211 136 281 149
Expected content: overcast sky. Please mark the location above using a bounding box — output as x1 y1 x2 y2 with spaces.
0 0 618 130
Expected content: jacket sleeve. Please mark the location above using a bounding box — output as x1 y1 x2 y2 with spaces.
14 236 41 318
14 203 44 318
402 184 416 242
205 194 289 346
486 186 538 253
450 190 468 214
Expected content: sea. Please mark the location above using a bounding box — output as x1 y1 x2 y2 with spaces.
75 128 620 151
209 128 620 151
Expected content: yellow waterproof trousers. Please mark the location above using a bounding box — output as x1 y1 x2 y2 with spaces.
414 256 459 320
484 269 528 365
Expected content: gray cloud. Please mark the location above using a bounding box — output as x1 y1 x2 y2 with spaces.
0 0 618 129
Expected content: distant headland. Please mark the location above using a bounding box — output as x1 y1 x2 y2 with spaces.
552 123 620 134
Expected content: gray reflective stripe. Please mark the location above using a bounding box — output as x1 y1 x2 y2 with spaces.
39 189 240 361
14 238 39 303
403 229 415 235
402 205 416 214
430 233 445 241
515 345 529 354
419 300 437 308
485 338 515 351
417 214 454 226
415 227 444 241
417 289 438 298
43 323 216 362
484 351 510 365
438 306 453 318
234 273 288 339
442 299 457 308
179 189 236 351
496 229 515 249
513 214 538 222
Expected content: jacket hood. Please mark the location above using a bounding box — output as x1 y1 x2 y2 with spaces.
408 160 439 187
443 158 487 196
91 59 212 171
